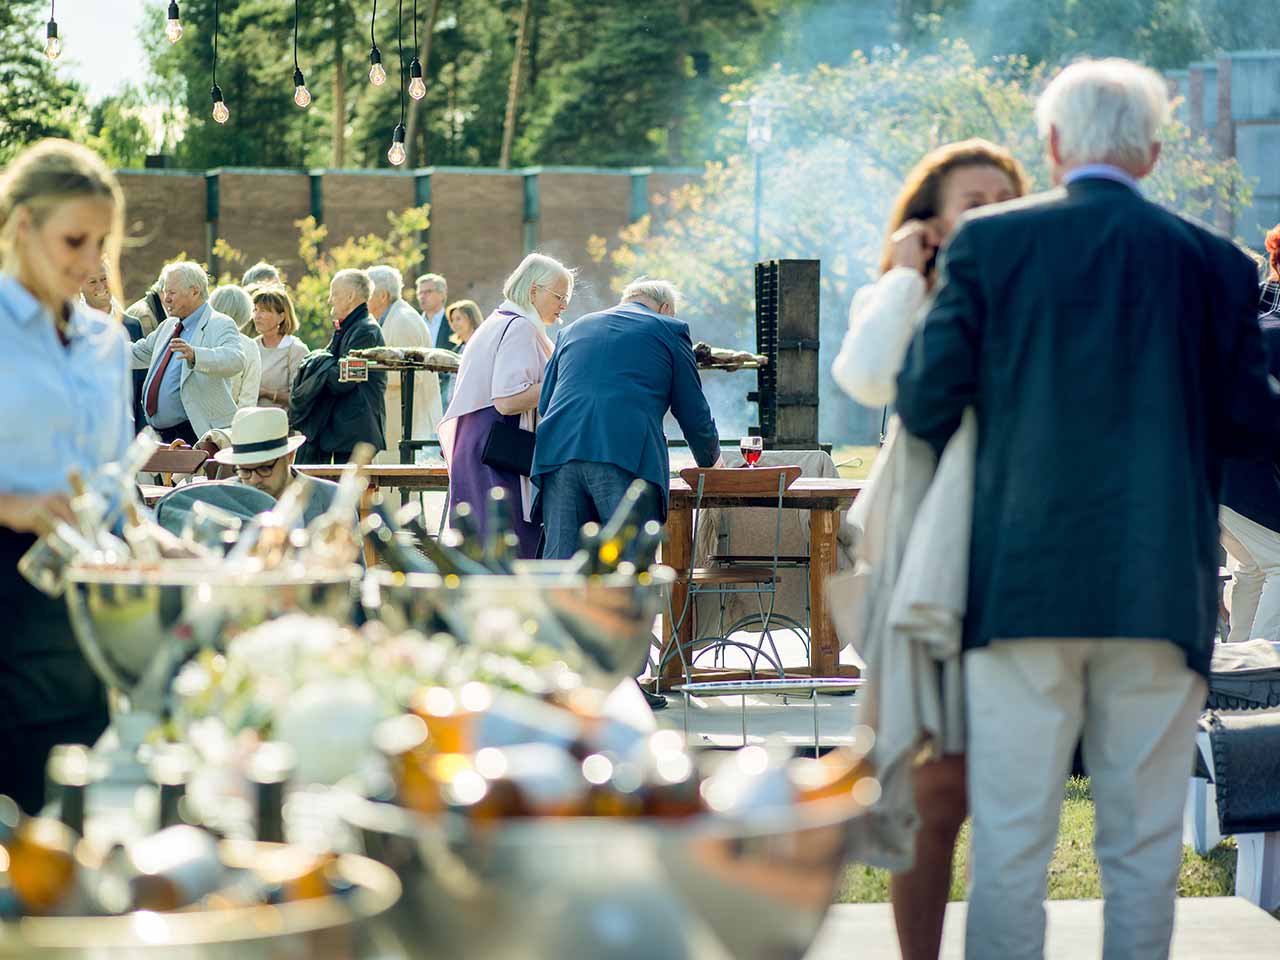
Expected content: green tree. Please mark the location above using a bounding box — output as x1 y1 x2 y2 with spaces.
84 88 153 168
0 0 88 161
590 42 1252 443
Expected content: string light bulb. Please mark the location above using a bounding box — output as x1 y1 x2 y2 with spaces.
407 1 424 99
387 124 406 166
293 69 312 108
165 1 183 44
408 58 425 100
291 1 310 108
368 0 386 85
211 85 229 124
44 3 61 61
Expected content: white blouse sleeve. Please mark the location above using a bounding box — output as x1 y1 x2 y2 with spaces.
831 267 928 408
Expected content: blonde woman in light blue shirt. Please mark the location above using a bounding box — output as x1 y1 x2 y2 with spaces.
0 139 133 814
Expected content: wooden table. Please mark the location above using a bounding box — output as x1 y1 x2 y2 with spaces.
662 476 863 682
294 465 449 492
140 466 450 507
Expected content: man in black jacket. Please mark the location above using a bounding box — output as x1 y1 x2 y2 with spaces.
896 59 1280 960
297 269 387 464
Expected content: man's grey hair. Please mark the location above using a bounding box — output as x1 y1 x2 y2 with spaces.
415 272 447 296
367 264 404 300
209 284 253 331
1035 58 1169 170
332 268 372 302
621 278 680 313
242 261 281 286
503 253 574 314
161 261 209 300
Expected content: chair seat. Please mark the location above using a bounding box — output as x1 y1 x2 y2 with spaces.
710 553 810 565
684 567 776 585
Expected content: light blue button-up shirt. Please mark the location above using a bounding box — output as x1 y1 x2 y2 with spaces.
0 274 132 495
1064 164 1142 193
147 302 209 429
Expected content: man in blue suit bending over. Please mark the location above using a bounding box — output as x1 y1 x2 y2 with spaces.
533 278 722 561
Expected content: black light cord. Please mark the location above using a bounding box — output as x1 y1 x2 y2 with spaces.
212 0 219 85
371 0 377 47
293 0 300 71
397 0 405 124
412 0 417 50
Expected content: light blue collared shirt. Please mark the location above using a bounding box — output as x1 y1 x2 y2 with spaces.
426 309 445 346
0 274 132 495
147 302 209 429
1064 164 1142 193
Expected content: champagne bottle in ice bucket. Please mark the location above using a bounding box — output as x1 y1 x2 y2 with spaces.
225 480 314 569
302 442 375 568
595 479 652 572
18 433 161 594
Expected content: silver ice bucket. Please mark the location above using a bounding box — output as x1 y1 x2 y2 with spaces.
0 846 400 959
345 794 861 960
364 565 674 691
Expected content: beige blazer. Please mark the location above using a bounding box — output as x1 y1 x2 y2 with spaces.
131 304 245 439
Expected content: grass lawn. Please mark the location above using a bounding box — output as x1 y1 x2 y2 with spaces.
836 778 1238 903
832 444 879 480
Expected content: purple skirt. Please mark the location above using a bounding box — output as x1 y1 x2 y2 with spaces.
448 406 541 559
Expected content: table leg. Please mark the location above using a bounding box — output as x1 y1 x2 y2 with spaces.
809 507 840 676
661 504 693 683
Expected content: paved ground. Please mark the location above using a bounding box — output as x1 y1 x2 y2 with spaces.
809 898 1280 958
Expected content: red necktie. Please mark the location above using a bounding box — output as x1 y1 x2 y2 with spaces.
144 322 183 418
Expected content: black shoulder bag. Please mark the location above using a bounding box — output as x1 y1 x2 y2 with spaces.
480 316 537 476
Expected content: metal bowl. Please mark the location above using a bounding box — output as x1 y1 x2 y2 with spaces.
0 846 400 959
64 563 360 774
345 794 861 960
365 565 674 691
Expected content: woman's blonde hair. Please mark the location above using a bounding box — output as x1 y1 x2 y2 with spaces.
445 298 483 335
0 139 126 313
879 138 1029 276
251 283 299 337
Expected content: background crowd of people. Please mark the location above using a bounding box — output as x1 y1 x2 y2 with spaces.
5 49 1280 960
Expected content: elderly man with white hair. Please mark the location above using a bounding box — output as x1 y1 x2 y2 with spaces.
532 277 721 561
208 284 262 409
368 264 442 464
130 260 246 445
296 268 387 464
894 58 1280 960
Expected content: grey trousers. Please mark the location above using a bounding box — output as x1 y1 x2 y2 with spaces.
965 639 1205 960
539 460 663 561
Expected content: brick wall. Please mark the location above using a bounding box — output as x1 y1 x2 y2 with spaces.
426 171 525 306
116 171 206 300
113 165 702 330
538 171 632 314
215 171 311 286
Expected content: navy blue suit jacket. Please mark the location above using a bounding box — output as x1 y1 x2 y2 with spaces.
531 302 720 517
896 177 1278 678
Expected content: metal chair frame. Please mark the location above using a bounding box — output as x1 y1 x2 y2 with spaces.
655 468 793 692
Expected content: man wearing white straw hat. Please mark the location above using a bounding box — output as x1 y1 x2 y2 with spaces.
213 406 339 525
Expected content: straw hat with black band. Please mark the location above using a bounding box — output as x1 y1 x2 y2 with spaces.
213 407 307 466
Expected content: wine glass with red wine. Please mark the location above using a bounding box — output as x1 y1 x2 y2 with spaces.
740 436 763 467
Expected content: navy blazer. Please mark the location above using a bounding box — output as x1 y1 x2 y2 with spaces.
531 302 720 517
896 177 1279 677
315 302 387 454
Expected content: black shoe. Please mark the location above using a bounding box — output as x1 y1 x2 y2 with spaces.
642 688 668 711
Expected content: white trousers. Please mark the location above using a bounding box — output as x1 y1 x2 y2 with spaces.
1220 505 1280 643
965 640 1205 960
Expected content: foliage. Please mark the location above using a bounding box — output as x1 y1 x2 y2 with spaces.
589 41 1252 442
837 777 1238 902
0 0 89 163
207 205 431 349
83 88 154 168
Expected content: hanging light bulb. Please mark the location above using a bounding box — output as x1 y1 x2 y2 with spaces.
44 12 61 61
369 46 387 86
211 84 229 124
165 1 183 43
290 2 310 108
408 57 426 100
293 68 312 109
387 124 407 166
